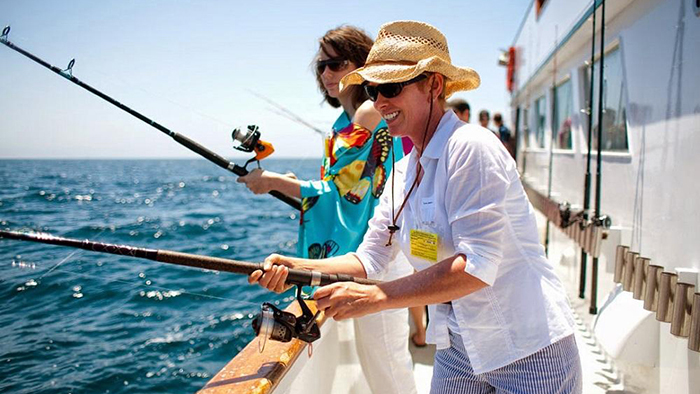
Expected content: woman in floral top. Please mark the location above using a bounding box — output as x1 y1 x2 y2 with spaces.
238 25 417 394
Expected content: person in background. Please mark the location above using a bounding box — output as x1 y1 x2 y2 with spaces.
478 109 492 130
447 99 470 123
492 112 514 157
237 25 416 394
249 20 582 394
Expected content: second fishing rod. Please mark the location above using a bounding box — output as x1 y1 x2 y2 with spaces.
0 25 301 211
0 229 379 347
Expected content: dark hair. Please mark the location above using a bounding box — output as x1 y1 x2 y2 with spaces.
493 113 503 124
448 99 470 114
315 25 373 109
479 110 490 120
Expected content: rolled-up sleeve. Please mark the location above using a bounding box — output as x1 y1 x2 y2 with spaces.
446 139 509 286
299 179 332 198
354 171 400 280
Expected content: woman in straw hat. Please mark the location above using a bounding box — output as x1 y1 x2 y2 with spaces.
239 25 417 394
250 21 582 393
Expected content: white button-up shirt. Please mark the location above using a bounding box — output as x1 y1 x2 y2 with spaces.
355 110 574 374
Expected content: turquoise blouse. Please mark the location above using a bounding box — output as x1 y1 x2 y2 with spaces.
297 111 405 259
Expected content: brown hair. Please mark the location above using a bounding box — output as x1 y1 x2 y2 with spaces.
315 25 373 109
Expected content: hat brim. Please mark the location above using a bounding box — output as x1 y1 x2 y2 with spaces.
340 56 480 98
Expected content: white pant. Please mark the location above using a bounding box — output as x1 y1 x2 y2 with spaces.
353 252 417 394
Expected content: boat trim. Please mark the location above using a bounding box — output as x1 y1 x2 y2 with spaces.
513 0 603 102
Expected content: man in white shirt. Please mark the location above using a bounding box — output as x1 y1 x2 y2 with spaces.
250 20 582 394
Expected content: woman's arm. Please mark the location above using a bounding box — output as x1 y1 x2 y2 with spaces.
313 253 488 320
237 169 303 198
248 253 367 293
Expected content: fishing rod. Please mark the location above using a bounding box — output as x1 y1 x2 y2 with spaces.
0 229 377 346
0 26 301 211
544 26 558 257
579 1 597 300
590 0 606 315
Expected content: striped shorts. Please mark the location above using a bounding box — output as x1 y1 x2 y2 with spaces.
430 332 582 394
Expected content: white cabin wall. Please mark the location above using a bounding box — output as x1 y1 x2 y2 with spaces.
510 1 700 392
619 0 700 274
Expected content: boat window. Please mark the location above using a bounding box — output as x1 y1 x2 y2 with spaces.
553 79 574 150
532 95 547 149
695 0 700 16
583 47 629 152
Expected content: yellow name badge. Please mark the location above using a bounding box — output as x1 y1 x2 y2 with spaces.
410 229 439 263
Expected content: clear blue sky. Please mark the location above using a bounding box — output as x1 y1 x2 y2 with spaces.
0 0 530 159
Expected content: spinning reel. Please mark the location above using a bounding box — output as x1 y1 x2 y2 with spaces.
252 285 321 353
231 125 275 170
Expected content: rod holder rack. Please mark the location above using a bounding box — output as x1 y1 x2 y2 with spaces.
520 179 700 353
522 181 609 258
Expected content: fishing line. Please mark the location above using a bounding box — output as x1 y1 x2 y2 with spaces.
10 259 283 310
90 68 236 131
248 89 327 136
37 228 108 280
51 266 273 309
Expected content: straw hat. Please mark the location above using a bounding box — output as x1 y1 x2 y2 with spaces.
340 20 480 98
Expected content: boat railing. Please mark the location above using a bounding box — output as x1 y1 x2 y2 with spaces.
521 180 700 354
522 180 608 258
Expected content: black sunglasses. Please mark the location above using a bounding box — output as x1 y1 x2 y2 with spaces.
364 74 428 102
316 58 349 74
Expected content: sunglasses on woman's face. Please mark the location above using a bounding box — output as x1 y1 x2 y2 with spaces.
363 74 428 102
316 58 349 74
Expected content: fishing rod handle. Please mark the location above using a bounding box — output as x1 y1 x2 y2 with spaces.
157 250 379 286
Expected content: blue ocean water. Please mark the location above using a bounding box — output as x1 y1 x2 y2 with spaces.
0 158 319 394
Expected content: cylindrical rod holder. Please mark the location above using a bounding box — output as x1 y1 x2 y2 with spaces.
657 272 678 323
644 265 664 311
583 226 591 255
689 293 700 352
670 282 695 337
633 257 650 300
623 251 639 292
614 245 628 284
592 227 603 258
